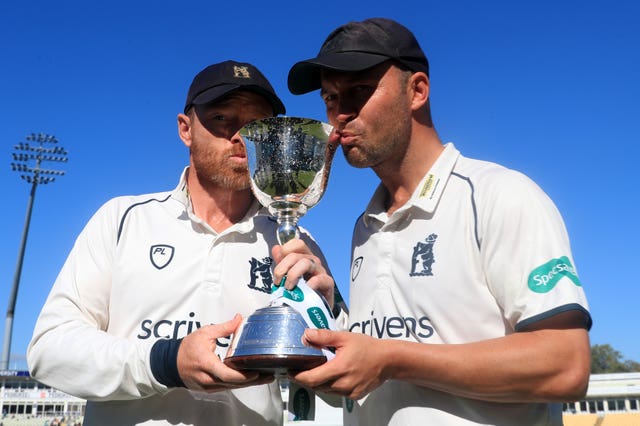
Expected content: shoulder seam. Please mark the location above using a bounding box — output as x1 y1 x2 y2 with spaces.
117 194 172 244
451 172 480 250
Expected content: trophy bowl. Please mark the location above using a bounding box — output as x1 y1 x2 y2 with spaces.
223 116 336 375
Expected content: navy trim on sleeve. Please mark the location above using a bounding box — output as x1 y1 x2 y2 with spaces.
150 338 186 388
515 303 592 332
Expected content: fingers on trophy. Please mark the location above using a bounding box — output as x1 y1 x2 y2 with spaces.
224 117 337 376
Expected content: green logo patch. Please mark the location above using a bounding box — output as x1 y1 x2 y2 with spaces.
307 307 329 329
528 256 581 293
283 287 304 302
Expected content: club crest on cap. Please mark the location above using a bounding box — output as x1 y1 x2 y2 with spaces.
234 65 251 79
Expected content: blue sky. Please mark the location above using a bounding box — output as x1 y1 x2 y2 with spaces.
1 0 638 370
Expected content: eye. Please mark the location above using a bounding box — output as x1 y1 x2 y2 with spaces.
322 93 336 107
352 85 373 98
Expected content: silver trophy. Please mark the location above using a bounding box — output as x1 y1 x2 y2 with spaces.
224 117 336 375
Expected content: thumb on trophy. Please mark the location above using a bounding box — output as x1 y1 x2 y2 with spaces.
302 328 337 350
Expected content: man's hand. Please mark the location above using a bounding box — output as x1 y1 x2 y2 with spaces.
177 314 274 392
290 328 389 400
272 239 334 308
293 312 591 403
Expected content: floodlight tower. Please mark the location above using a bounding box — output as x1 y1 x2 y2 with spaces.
2 133 68 370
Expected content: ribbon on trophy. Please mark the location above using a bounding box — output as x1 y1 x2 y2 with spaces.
271 277 340 422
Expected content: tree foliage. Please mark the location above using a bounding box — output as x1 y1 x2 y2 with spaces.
591 344 640 373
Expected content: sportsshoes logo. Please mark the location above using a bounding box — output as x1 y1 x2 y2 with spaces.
307 307 329 329
283 287 305 302
528 256 581 293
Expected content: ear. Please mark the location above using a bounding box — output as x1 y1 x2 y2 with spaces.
409 72 430 111
177 113 192 147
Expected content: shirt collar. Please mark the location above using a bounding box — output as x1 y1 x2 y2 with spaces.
171 167 191 209
363 143 460 226
170 166 265 234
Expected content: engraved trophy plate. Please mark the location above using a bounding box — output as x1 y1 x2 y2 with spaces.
224 306 328 375
224 117 336 375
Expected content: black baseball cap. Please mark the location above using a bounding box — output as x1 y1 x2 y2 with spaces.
288 18 429 95
184 60 286 115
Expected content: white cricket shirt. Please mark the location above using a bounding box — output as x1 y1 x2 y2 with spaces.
27 169 328 426
343 144 590 426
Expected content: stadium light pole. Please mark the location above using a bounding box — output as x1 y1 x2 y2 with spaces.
2 133 68 370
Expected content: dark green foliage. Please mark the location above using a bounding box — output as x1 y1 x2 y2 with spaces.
591 344 640 373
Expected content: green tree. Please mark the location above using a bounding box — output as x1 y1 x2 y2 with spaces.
623 359 640 372
591 344 640 373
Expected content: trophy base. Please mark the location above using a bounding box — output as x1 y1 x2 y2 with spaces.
224 305 330 376
224 354 326 376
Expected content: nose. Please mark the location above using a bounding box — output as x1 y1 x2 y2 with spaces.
333 100 357 126
230 129 244 144
335 111 355 126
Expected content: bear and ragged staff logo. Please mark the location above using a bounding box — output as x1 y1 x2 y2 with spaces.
410 233 438 277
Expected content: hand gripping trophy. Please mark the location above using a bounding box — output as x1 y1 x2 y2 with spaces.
224 116 337 375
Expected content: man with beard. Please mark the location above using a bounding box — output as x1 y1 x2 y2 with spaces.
287 18 592 426
27 60 337 425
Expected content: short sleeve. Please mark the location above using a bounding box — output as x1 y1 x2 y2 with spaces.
477 169 591 331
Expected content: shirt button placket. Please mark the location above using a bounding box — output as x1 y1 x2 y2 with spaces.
204 234 221 291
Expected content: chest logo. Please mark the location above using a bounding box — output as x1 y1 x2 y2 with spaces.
248 257 274 293
410 233 438 277
150 244 175 270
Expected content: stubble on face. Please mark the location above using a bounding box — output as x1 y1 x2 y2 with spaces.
323 64 413 171
191 140 250 191
343 96 412 170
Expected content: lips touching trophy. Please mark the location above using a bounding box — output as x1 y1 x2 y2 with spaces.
224 117 337 375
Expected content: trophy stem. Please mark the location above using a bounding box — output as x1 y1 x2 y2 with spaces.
271 200 306 245
276 214 300 245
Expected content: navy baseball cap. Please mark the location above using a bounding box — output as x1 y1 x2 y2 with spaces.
288 18 429 95
184 60 286 115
